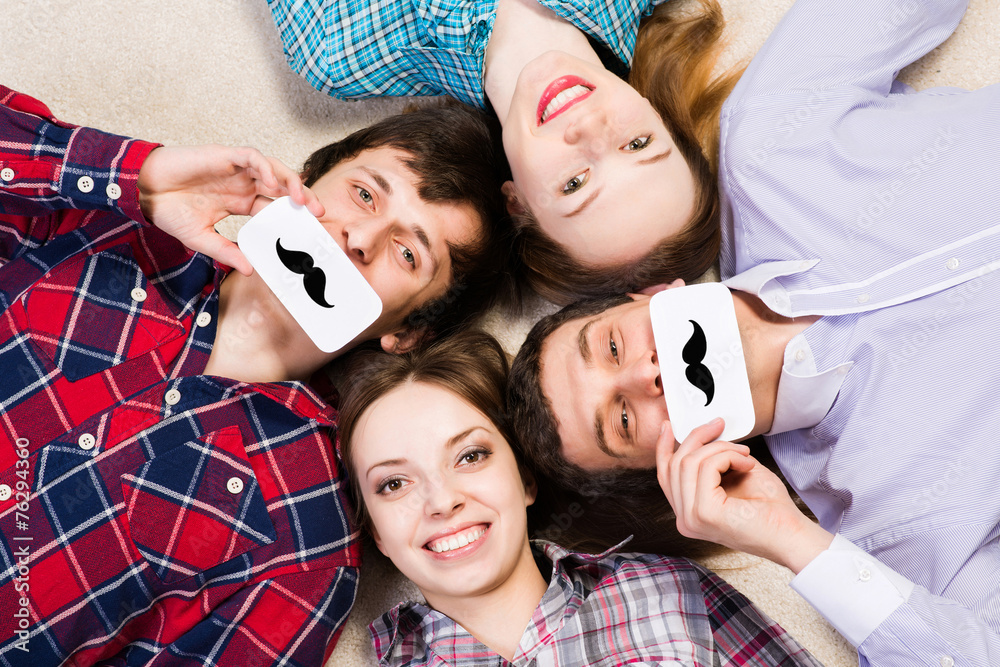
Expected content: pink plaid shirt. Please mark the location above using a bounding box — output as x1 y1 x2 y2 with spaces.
371 541 821 666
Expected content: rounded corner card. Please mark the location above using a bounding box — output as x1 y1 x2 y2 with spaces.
237 197 382 354
649 283 755 443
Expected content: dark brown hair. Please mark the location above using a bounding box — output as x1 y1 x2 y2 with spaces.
513 0 743 305
337 330 522 533
507 294 725 557
302 102 516 338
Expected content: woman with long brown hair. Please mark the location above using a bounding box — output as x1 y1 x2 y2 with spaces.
336 331 818 665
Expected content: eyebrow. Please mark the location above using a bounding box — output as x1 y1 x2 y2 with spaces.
593 410 626 459
637 150 670 166
361 167 392 195
578 318 596 365
565 187 602 219
366 458 405 476
364 427 487 477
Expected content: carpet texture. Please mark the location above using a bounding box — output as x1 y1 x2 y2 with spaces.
4 1 997 665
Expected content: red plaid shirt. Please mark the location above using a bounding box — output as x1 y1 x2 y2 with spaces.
0 86 360 666
371 541 821 666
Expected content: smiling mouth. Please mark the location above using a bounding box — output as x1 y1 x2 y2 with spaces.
537 76 594 125
425 524 489 554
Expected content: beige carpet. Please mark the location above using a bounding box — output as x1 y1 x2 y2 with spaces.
4 1 997 665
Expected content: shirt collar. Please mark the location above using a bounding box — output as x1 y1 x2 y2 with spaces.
369 538 635 665
767 331 853 435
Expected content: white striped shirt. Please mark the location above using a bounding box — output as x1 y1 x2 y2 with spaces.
717 0 1000 664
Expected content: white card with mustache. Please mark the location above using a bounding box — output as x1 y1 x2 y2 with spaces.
649 283 754 443
237 197 382 353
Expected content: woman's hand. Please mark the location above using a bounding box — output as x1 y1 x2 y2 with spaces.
137 145 325 275
655 418 834 574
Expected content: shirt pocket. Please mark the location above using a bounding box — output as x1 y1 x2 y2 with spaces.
24 242 185 381
120 426 277 584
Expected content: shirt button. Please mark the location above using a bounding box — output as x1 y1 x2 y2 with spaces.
0 484 11 501
858 568 872 582
164 388 182 406
0 167 14 182
77 176 95 193
131 287 147 302
78 433 96 450
946 257 960 271
226 477 244 494
856 293 870 304
196 312 212 327
837 365 850 375
794 349 807 362
940 657 955 667
106 183 122 200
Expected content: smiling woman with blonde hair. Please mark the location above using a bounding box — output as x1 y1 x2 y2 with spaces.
269 0 741 303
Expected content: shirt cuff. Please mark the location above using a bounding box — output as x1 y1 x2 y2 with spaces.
790 534 915 646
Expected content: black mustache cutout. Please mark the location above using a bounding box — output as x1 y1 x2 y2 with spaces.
682 320 715 406
275 238 335 309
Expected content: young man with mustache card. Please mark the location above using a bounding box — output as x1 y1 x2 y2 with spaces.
0 84 507 666
509 264 1000 665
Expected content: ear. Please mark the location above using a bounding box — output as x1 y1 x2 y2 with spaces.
630 278 686 299
380 327 427 355
521 469 538 507
501 181 527 216
370 525 389 558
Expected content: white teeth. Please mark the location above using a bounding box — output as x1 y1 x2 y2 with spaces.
541 85 590 123
428 527 486 553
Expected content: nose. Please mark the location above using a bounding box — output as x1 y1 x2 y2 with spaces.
623 350 662 398
422 476 465 518
563 108 611 151
342 218 387 264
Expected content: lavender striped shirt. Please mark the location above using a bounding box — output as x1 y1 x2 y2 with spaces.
717 0 1000 664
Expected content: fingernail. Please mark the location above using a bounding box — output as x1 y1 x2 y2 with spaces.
711 417 723 425
660 423 668 435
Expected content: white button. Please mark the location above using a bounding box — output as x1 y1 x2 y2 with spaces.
856 293 870 304
164 389 182 406
0 484 11 501
226 477 244 494
946 257 960 271
131 287 147 302
799 261 811 270
77 176 94 193
858 568 872 582
837 365 850 375
941 657 955 667
794 349 807 362
78 433 96 450
106 183 122 200
196 312 212 327
0 167 14 182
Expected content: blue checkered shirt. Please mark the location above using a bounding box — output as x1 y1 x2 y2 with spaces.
267 0 665 108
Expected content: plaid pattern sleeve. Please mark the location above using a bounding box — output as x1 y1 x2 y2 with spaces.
0 85 158 226
266 0 664 109
0 97 360 664
696 563 825 666
369 541 819 666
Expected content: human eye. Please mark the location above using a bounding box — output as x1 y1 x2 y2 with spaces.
355 186 374 207
394 240 416 267
375 476 408 496
562 171 588 195
623 136 651 152
458 446 491 467
609 335 619 362
620 402 629 433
